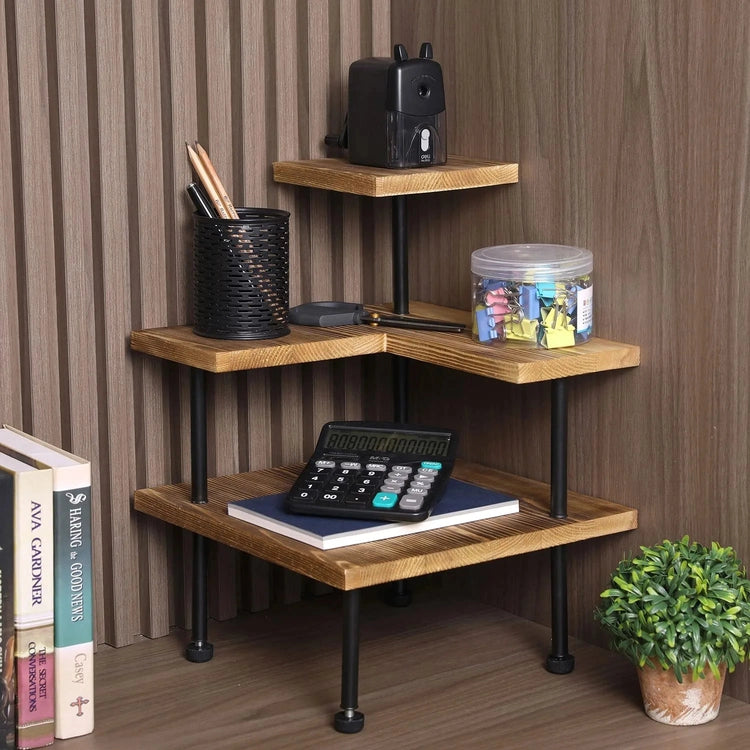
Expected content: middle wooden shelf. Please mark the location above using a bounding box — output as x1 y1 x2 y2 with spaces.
130 302 639 383
133 459 637 591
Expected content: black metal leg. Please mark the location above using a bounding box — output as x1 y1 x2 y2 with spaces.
392 195 409 315
334 589 365 733
186 367 213 663
546 378 574 673
387 196 413 607
190 368 208 504
392 356 409 423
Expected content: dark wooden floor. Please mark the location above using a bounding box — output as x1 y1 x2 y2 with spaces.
60 587 749 749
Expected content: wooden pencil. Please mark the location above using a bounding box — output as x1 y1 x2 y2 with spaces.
194 142 239 219
185 142 230 219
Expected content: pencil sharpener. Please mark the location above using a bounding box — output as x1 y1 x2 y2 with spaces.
346 42 447 169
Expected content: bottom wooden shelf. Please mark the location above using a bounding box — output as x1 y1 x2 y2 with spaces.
133 460 637 591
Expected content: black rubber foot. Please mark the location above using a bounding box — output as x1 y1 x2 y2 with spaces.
384 582 411 607
334 710 365 733
186 641 214 662
546 653 575 674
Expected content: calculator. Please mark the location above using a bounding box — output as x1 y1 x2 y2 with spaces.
285 421 458 522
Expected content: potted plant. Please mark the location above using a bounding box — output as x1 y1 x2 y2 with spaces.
595 535 750 725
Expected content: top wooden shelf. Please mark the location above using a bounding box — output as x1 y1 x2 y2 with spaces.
272 156 519 197
130 302 639 384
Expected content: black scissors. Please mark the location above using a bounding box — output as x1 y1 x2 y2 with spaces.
288 301 465 333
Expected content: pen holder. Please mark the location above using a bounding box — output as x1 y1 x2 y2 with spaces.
193 207 290 340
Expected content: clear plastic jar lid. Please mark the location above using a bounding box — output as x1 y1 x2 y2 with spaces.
471 244 593 281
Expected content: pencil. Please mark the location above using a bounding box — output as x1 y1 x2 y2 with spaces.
194 142 239 219
185 141 230 219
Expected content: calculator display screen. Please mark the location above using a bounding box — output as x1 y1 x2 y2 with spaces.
323 427 451 457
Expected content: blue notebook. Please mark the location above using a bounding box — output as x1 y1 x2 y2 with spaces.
226 479 519 549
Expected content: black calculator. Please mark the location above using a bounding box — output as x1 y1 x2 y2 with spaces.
285 421 458 522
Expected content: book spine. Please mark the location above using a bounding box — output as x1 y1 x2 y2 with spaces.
0 471 15 750
14 470 54 748
15 625 54 749
53 484 94 739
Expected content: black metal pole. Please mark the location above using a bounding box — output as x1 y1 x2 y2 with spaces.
547 378 574 673
550 378 568 519
548 545 571 669
190 368 208 504
392 195 409 315
186 367 213 663
388 195 412 606
334 589 365 733
393 358 408 423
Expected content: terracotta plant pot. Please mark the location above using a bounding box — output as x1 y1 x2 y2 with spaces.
636 662 727 725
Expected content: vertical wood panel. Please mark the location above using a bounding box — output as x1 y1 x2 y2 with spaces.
392 0 750 701
164 2 199 630
0 4 23 428
12 3 61 440
0 1 392 645
236 4 273 619
127 0 171 639
5 0 750 708
52 0 99 491
199 0 241 624
89 0 140 646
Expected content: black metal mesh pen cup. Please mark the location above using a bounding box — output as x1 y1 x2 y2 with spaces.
193 207 290 340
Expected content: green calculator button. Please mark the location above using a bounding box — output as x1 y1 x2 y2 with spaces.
421 461 442 470
372 491 399 508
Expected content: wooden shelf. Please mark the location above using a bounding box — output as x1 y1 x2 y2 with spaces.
129 323 386 373
376 302 641 384
272 156 518 197
130 302 640 383
132 148 640 727
133 460 637 591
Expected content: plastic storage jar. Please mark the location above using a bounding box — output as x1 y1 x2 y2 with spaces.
471 244 593 348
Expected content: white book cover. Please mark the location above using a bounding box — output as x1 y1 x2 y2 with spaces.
227 478 519 550
0 453 54 627
0 451 55 748
0 427 94 740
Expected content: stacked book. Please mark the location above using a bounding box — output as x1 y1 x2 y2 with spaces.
227 478 520 549
0 428 94 749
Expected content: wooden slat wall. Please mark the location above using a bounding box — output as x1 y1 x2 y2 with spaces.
0 0 390 647
5 0 750 706
391 0 750 701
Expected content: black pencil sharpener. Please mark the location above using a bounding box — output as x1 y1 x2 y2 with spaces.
329 42 447 169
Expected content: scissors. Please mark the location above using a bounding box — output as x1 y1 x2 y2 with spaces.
288 301 465 333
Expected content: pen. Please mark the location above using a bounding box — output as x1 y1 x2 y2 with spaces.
186 182 217 218
363 312 465 333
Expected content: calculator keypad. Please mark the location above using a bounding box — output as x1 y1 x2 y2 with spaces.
288 455 447 519
284 422 457 523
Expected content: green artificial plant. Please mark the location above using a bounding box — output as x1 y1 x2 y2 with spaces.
595 536 750 682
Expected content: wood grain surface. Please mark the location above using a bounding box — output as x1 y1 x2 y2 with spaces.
134 460 637 590
52 593 750 750
131 302 639 382
389 0 750 703
272 156 519 197
1 0 392 646
130 324 387 372
4 0 750 707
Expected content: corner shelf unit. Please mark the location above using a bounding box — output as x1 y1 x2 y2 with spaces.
131 156 640 734
132 313 639 592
